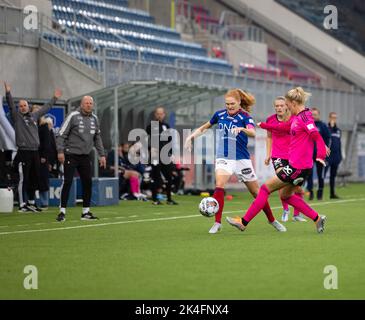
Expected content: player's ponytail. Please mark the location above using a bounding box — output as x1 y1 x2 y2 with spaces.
225 89 255 113
237 89 255 113
285 87 311 105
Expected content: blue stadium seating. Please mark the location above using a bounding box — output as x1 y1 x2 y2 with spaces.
47 0 233 73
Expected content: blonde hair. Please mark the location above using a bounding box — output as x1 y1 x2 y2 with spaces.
272 96 286 107
31 105 47 124
285 87 311 105
225 89 256 113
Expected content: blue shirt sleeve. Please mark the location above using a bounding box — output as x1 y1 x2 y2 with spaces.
244 116 255 128
209 111 219 125
320 122 331 146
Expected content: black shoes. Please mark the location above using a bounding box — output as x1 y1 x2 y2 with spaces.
330 194 340 199
56 212 99 222
152 200 163 205
166 200 178 205
308 191 314 201
56 212 66 222
18 203 42 213
81 212 99 220
18 204 32 213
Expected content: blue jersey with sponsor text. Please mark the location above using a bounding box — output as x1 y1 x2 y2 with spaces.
209 109 255 160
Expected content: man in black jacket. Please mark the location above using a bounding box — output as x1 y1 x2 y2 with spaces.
306 107 331 200
146 107 178 205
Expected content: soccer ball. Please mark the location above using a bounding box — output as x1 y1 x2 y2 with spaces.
199 197 219 217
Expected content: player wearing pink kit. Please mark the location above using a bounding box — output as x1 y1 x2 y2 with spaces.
264 97 306 222
226 87 329 234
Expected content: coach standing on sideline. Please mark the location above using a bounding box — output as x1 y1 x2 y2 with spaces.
56 96 106 222
3 81 62 212
306 107 331 200
146 107 178 205
325 112 342 199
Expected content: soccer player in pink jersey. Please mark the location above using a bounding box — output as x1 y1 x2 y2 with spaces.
226 87 329 234
264 96 307 223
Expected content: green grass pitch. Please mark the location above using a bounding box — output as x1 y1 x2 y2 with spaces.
0 183 365 300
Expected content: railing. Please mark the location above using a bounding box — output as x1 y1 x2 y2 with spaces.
176 0 264 42
73 11 142 62
39 12 104 74
0 0 15 7
226 0 365 91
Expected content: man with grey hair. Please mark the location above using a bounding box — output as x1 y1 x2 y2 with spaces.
56 95 106 222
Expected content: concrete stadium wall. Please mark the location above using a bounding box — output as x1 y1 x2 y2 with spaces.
0 44 38 98
4 0 52 15
0 43 103 100
38 46 103 100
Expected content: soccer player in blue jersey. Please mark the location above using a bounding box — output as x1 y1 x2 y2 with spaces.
184 89 286 234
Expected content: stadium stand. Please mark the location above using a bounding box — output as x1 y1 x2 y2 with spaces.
275 0 365 56
177 0 322 85
48 0 233 73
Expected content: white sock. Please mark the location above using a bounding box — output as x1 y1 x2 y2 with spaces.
28 200 35 205
82 207 90 214
60 207 66 214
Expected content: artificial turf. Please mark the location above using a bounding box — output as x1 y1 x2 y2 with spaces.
0 183 364 299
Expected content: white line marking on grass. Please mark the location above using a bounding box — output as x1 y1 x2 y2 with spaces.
0 215 200 236
0 197 364 236
128 215 138 218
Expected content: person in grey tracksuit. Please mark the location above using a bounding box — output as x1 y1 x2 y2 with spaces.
3 81 61 212
56 95 106 222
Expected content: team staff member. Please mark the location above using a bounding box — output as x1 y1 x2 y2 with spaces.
146 107 178 205
56 96 106 222
4 81 61 212
325 112 342 199
306 107 331 200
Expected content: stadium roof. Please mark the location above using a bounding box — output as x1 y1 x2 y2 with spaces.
67 80 226 114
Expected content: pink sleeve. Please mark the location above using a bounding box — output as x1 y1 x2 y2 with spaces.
310 131 327 160
301 113 318 134
246 124 254 129
260 121 291 133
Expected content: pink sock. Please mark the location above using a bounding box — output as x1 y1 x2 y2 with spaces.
213 187 225 223
243 185 270 224
293 192 303 216
281 198 289 211
263 202 275 223
283 194 319 221
129 176 139 194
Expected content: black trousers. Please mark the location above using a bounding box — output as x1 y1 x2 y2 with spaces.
15 150 40 204
151 163 173 201
61 154 92 208
39 161 50 192
325 162 340 196
306 161 325 195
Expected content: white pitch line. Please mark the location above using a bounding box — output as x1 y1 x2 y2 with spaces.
0 215 200 236
0 197 364 236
